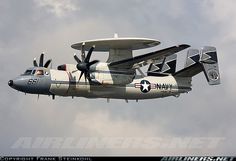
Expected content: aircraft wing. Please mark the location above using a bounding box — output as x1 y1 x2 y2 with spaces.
108 44 190 69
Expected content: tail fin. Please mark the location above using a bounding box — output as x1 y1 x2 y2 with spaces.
200 46 220 85
147 54 177 76
185 49 200 68
174 46 220 85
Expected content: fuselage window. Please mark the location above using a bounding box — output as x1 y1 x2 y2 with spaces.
36 70 44 76
24 70 32 75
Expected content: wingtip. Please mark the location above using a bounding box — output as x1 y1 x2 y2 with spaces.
176 44 190 48
182 44 191 48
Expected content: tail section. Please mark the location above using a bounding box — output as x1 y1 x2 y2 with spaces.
147 54 177 76
174 49 202 78
174 46 220 85
185 49 200 68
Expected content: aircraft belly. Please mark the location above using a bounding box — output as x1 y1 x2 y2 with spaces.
71 85 126 98
69 76 180 99
48 73 184 99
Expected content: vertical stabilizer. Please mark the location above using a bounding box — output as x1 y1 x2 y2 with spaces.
174 46 220 85
200 46 220 85
185 49 200 68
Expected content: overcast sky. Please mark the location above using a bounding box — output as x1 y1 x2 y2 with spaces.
1 0 236 155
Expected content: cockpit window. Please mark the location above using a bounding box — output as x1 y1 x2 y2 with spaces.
32 70 36 75
35 70 44 76
24 70 32 75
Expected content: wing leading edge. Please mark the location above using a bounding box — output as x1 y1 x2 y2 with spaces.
108 44 190 69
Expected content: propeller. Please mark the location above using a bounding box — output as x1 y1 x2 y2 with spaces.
33 52 52 68
73 45 99 82
81 42 85 61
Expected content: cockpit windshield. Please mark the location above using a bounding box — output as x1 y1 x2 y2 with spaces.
23 70 33 75
35 69 44 76
22 69 46 76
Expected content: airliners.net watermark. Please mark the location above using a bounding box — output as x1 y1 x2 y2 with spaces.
10 137 225 149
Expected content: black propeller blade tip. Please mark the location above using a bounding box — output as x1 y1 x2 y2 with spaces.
33 58 38 67
39 52 45 67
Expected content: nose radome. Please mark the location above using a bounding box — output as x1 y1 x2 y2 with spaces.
8 80 13 87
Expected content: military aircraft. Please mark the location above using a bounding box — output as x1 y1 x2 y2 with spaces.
8 35 220 102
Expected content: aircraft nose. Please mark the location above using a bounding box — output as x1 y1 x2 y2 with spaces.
8 77 27 92
8 80 13 87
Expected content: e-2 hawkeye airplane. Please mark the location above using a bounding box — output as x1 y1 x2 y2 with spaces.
8 35 220 101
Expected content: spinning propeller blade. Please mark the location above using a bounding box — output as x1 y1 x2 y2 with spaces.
79 71 84 81
39 53 44 67
85 45 95 63
32 52 52 68
44 59 52 68
81 42 85 61
73 53 81 63
33 58 38 67
88 60 99 66
73 46 99 82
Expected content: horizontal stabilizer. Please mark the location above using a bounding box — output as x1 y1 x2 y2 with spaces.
174 62 202 77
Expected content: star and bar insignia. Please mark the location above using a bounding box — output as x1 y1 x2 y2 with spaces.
135 80 156 93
